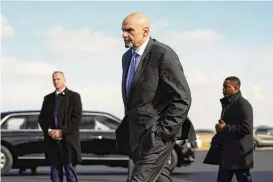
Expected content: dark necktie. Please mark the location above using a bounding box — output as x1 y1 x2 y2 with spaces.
54 94 59 128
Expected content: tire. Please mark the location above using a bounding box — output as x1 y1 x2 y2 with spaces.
167 149 178 173
1 145 13 175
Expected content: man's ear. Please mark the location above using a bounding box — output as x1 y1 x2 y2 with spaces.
235 86 240 92
230 85 237 92
143 27 149 37
235 84 240 90
231 82 239 91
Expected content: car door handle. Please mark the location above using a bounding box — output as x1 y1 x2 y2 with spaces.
36 136 44 140
90 136 102 139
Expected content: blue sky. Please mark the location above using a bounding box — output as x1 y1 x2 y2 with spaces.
1 1 273 129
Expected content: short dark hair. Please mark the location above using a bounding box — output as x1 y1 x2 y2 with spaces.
225 76 241 89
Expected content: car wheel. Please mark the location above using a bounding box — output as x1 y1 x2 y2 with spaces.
167 149 178 173
1 145 13 175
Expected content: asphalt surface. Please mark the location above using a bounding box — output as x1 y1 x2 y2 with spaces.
2 151 273 182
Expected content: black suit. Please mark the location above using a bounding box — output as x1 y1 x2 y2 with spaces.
38 88 82 182
116 38 192 182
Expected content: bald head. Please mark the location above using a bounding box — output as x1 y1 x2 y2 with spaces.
123 13 150 30
122 12 151 49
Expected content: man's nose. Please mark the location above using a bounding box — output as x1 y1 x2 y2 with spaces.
122 31 128 38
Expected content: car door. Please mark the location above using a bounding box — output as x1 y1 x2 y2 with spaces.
79 114 96 160
80 113 128 166
25 112 47 162
1 113 37 161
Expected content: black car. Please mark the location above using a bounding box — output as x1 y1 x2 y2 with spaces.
1 110 196 175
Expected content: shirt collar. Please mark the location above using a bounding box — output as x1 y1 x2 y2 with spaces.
132 37 150 56
220 90 242 105
56 87 66 95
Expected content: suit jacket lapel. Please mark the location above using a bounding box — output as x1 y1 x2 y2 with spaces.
42 92 54 128
122 50 132 104
127 38 154 99
47 93 55 114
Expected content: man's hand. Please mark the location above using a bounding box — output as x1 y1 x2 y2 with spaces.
48 129 62 140
215 120 226 132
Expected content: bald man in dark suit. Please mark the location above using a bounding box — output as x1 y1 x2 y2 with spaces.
116 13 192 182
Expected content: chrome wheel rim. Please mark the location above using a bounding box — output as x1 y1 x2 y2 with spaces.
0 152 6 170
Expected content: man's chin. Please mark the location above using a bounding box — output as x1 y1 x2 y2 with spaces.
124 42 133 48
223 93 229 98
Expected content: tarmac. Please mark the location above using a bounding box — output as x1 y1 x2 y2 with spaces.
2 150 273 182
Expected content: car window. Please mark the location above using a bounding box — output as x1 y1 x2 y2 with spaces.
268 129 273 135
80 115 96 129
1 115 40 130
93 115 119 130
255 129 269 135
80 114 119 130
94 119 111 131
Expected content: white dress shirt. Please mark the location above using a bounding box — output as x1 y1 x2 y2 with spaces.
55 87 66 95
125 37 150 95
131 37 150 71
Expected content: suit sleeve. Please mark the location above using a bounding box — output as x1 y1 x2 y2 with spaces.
156 51 192 142
38 96 48 133
223 101 253 135
61 92 82 136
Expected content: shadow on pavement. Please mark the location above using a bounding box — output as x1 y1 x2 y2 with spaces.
3 170 273 182
4 169 128 176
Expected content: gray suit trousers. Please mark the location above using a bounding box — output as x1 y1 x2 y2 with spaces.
129 132 175 182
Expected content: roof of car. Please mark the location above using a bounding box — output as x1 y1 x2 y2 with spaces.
254 125 273 130
1 110 121 121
